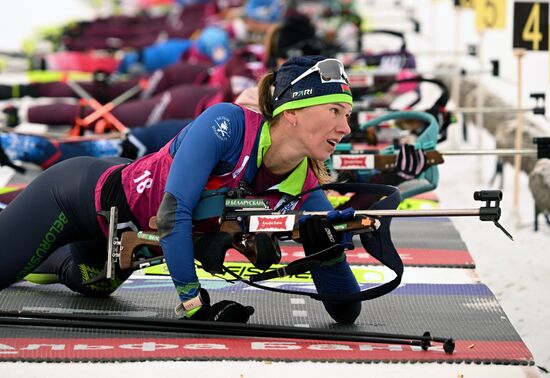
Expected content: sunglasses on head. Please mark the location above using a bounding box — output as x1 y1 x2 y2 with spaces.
274 58 350 101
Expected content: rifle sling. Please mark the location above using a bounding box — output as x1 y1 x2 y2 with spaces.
246 244 344 282
228 183 404 304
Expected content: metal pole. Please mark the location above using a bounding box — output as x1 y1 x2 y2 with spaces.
306 208 481 218
472 32 486 184
348 67 493 79
411 49 474 57
513 49 526 214
350 106 538 116
451 106 537 114
450 4 463 149
430 68 495 77
441 148 537 156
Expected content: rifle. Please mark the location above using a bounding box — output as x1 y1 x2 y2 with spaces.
330 110 443 199
85 187 510 289
333 136 550 171
86 201 381 285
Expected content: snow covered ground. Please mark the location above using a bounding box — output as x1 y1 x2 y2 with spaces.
406 0 550 370
438 120 550 372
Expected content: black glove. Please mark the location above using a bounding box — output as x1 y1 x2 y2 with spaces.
187 289 255 323
393 144 427 180
298 215 344 257
192 300 255 323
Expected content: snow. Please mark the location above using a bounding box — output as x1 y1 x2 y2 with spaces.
406 0 550 369
437 121 550 371
0 1 93 53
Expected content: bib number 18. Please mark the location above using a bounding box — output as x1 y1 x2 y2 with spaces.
134 170 153 193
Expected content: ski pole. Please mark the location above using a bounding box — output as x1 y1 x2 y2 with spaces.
0 311 455 354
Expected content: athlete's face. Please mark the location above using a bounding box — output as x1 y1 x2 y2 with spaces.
294 102 352 161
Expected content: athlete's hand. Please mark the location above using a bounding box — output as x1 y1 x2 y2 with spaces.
191 301 255 323
393 144 427 180
183 289 255 323
298 215 343 257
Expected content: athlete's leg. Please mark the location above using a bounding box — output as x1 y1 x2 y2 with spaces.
26 240 132 297
0 156 122 290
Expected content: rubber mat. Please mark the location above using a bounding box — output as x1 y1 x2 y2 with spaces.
0 278 533 364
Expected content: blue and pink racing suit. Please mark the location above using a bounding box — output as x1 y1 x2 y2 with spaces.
94 103 360 318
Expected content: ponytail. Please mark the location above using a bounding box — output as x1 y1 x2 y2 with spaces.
257 71 277 122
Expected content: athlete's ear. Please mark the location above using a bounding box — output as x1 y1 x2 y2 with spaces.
282 109 298 126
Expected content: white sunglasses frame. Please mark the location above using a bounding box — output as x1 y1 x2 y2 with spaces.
274 58 350 101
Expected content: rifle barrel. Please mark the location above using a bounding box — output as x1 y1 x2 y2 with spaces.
413 50 473 57
349 66 495 85
305 209 481 218
442 148 537 156
451 107 536 114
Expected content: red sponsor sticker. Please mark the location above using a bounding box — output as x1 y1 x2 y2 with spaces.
333 155 373 169
256 216 288 230
249 215 295 232
340 156 367 168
